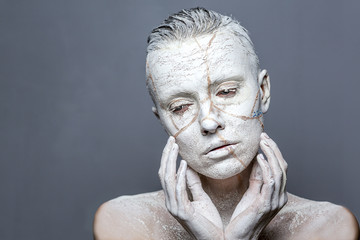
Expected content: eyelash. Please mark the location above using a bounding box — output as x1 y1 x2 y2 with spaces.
216 88 237 97
169 87 238 115
170 104 192 114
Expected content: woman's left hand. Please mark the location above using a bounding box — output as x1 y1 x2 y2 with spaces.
224 132 288 240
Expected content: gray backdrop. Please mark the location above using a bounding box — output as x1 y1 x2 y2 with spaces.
1 0 359 239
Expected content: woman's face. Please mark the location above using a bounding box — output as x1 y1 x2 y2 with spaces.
147 31 269 179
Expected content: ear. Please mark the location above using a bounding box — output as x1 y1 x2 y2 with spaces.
258 69 271 114
152 106 160 119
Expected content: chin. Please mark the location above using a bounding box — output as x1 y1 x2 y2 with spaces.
194 159 249 179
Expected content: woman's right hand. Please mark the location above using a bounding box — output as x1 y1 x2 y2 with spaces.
158 136 225 240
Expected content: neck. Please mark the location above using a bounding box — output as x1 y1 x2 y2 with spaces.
199 160 254 225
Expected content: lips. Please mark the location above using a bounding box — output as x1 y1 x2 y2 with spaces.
210 144 231 152
205 143 236 155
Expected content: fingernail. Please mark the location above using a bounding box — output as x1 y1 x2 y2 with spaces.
263 132 270 139
258 153 265 160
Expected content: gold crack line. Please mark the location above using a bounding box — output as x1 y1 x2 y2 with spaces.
200 96 210 104
215 131 228 145
169 115 180 131
173 111 199 139
193 37 204 51
146 61 158 97
229 148 246 168
249 89 260 116
212 105 249 120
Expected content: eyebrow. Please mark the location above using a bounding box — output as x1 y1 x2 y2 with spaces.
210 75 245 87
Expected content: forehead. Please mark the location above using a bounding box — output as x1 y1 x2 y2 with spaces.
146 31 256 103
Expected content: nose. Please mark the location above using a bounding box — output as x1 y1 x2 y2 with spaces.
200 104 225 136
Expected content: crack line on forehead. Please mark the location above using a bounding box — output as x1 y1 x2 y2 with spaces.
205 33 217 99
204 33 217 118
173 32 219 138
194 37 204 51
168 32 264 140
146 61 158 99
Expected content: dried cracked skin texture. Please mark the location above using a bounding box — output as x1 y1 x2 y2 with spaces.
93 191 359 240
94 31 359 240
146 31 266 180
147 32 263 140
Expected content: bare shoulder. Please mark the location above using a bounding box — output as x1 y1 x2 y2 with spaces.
93 191 164 240
263 193 359 240
93 190 190 240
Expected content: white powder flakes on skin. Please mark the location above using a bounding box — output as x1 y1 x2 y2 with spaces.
146 31 264 180
100 184 354 239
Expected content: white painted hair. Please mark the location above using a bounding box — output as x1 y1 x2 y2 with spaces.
147 7 259 69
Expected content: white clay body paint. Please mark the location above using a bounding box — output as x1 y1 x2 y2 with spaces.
147 30 265 179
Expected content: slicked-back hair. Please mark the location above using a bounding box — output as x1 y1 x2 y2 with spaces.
147 7 259 69
146 7 260 104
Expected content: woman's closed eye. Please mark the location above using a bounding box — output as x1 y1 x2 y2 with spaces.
170 104 192 115
216 88 237 98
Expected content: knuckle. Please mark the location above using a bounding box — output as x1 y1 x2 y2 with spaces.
177 211 188 220
262 203 271 213
188 181 201 190
268 178 275 186
271 201 279 211
162 147 168 155
284 162 289 171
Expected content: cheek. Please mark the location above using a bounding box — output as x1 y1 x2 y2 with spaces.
233 118 263 160
174 125 204 163
159 107 199 138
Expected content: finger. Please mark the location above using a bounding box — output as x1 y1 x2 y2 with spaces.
279 191 288 208
164 141 179 210
248 159 263 193
176 160 192 219
260 138 282 199
186 167 206 201
262 132 287 193
159 136 175 188
165 142 178 181
257 154 274 202
233 160 263 216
